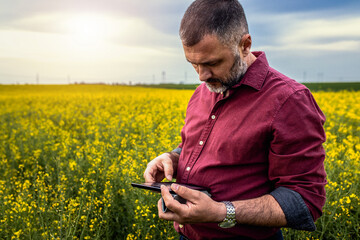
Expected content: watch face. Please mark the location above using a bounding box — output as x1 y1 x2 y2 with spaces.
219 221 236 228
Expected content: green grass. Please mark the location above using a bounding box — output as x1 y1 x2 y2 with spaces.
136 83 200 90
303 82 360 92
137 82 360 92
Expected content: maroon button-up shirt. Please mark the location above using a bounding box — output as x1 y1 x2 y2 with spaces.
175 52 327 239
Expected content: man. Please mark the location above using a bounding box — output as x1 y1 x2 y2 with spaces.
144 0 327 239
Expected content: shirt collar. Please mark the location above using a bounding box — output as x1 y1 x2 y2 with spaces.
232 51 269 91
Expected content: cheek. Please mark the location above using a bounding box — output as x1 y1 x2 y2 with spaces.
212 68 228 79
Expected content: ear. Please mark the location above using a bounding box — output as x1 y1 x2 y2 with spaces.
238 34 252 57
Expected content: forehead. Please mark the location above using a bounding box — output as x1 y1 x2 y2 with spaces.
183 34 234 64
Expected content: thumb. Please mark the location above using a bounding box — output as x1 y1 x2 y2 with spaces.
171 184 201 202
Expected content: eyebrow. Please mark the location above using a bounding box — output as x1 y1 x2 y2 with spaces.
186 58 220 65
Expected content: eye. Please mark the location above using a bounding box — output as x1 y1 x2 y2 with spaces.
207 62 218 67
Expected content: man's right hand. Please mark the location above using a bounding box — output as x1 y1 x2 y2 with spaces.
144 152 179 183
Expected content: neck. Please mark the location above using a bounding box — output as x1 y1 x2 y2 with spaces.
245 52 257 68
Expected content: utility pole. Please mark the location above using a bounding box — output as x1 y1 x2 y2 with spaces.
162 71 166 83
303 71 307 83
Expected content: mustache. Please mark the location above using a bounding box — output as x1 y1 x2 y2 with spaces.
206 78 222 83
206 77 238 88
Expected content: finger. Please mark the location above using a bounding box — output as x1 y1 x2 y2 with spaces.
161 185 184 213
171 184 204 203
162 159 174 181
160 185 173 202
157 198 179 221
158 188 182 222
143 166 156 183
144 158 166 183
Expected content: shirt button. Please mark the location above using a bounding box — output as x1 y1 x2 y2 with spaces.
179 224 184 228
186 167 191 171
199 141 204 145
211 115 216 119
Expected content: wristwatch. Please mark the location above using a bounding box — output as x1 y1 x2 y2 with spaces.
218 201 236 228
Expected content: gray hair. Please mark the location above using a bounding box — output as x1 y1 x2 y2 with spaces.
180 0 249 49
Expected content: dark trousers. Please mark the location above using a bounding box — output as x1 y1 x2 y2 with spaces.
180 230 284 240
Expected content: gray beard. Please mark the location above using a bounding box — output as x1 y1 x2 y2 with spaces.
205 53 248 93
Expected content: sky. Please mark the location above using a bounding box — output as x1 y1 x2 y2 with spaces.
0 0 359 85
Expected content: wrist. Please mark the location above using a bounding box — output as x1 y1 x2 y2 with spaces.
215 201 227 223
171 147 182 155
170 147 181 164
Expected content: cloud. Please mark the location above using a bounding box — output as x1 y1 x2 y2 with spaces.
242 0 360 15
252 13 360 53
284 17 360 42
1 11 181 51
0 0 190 51
261 41 360 53
1 0 359 84
0 0 191 35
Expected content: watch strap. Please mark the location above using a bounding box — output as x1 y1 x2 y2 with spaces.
218 201 236 228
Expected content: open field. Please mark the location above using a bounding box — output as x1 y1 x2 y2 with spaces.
0 85 359 239
302 82 360 92
138 82 360 92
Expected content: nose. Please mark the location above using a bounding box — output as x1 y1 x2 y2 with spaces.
198 65 212 82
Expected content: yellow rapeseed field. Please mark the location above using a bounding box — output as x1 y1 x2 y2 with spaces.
0 85 359 240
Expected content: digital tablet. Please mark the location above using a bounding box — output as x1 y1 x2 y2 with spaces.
131 182 211 212
131 182 210 194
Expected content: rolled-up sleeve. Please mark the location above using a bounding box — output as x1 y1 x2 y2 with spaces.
269 89 327 223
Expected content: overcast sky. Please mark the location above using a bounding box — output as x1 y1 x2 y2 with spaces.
0 0 359 84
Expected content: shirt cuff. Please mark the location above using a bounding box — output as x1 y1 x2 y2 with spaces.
270 187 316 231
171 147 182 155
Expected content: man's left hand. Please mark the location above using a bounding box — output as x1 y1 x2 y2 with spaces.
158 184 226 224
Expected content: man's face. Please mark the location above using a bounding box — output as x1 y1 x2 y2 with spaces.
183 34 248 93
